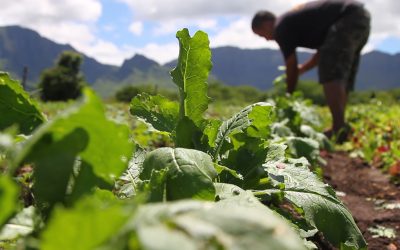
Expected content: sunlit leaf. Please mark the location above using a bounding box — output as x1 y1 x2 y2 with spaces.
0 73 45 134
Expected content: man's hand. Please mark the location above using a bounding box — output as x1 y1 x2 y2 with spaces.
298 51 319 75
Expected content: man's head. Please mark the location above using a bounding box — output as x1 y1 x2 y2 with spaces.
252 11 276 41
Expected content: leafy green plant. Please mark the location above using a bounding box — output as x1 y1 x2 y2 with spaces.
139 148 217 202
13 88 134 215
0 28 366 249
340 102 400 179
0 73 45 134
129 29 365 249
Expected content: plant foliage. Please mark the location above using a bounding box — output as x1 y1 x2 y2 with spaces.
0 29 367 250
0 73 45 134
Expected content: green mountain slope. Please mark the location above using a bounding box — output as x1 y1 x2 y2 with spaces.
0 26 117 89
1 25 399 94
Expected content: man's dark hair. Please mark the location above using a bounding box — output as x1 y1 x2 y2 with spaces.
251 11 276 30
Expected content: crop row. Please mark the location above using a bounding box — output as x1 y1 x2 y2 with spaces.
0 29 366 249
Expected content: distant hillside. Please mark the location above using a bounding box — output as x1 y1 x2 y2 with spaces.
92 54 174 97
0 26 117 89
0 26 174 95
1 25 399 95
206 47 317 90
174 46 399 90
357 51 400 90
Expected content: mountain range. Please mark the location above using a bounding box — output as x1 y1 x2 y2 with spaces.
1 25 399 97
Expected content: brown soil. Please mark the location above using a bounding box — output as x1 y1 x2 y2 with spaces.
322 151 400 250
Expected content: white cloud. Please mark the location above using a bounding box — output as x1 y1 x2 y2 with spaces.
119 0 400 53
0 0 176 66
0 0 101 25
134 43 179 64
0 0 130 65
1 0 399 66
151 18 219 37
350 0 400 53
79 40 135 65
117 0 300 20
197 19 218 30
210 18 278 50
360 0 400 36
117 0 400 64
129 21 143 35
34 22 96 47
0 0 104 59
152 20 182 36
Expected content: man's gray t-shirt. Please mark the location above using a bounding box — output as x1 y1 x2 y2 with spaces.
274 0 363 59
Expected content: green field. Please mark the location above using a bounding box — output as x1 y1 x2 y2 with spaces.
1 29 399 250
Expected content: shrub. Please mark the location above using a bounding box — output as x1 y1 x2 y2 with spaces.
115 85 141 103
39 51 85 101
115 84 179 103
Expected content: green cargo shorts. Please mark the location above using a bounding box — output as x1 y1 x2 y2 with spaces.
318 5 371 91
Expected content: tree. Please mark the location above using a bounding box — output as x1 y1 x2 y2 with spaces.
39 51 85 101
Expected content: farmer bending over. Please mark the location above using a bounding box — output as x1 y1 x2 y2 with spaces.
252 0 370 142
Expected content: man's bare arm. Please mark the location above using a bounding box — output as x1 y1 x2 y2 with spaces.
285 53 298 94
299 51 319 75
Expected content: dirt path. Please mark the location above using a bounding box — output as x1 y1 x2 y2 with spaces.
322 151 400 250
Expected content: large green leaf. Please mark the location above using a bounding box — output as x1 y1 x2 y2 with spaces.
0 73 45 134
211 102 273 160
300 125 332 151
263 143 287 168
221 144 269 189
130 93 179 133
175 116 203 149
246 104 274 138
14 89 134 210
0 176 19 228
264 158 367 249
132 198 307 250
141 169 168 202
24 128 88 211
271 121 294 137
274 95 322 131
118 147 147 198
292 100 321 127
41 190 132 250
285 137 320 163
170 29 212 125
215 183 319 250
140 147 217 201
220 143 287 189
202 119 222 148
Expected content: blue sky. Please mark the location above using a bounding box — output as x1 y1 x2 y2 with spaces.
2 0 400 65
376 37 400 54
97 0 239 48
